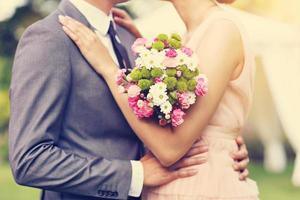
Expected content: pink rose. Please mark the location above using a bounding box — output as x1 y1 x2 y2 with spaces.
163 57 177 68
178 92 190 110
128 85 141 98
115 69 126 85
165 49 178 58
154 77 163 83
171 109 185 127
132 38 147 54
128 96 139 108
133 100 154 119
181 47 193 57
195 75 208 96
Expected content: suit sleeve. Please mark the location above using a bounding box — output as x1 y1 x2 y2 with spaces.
9 22 132 199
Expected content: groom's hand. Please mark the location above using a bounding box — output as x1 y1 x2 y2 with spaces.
142 142 208 187
231 136 250 180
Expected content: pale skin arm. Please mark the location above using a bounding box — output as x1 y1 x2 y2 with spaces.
59 15 250 179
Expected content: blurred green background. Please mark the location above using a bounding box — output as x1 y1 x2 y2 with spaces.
0 0 300 200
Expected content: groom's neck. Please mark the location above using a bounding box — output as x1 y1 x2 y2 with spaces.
84 0 114 15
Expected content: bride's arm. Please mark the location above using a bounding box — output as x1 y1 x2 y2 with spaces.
59 16 243 167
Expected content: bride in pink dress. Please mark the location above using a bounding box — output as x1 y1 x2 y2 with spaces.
59 0 259 199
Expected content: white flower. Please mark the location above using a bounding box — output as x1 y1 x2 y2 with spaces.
187 92 196 105
186 55 198 71
176 51 189 65
152 92 169 106
149 83 169 106
149 82 167 94
137 100 144 108
118 85 125 93
160 101 172 115
165 114 171 120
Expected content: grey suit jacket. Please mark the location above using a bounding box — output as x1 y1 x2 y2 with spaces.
9 0 142 199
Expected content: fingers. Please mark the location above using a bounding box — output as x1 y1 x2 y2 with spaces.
239 169 249 181
114 16 130 27
172 156 207 170
231 146 248 161
233 158 249 172
236 136 245 147
62 25 79 43
59 16 87 40
112 7 129 19
59 15 102 55
184 145 208 158
173 168 198 179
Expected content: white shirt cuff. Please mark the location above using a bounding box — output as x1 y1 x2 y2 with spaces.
129 160 144 197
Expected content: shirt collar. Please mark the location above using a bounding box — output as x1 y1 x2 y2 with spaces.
69 0 113 35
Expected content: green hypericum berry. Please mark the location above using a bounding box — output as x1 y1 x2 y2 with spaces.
183 69 196 79
171 33 182 41
166 68 177 77
157 34 168 41
178 77 188 83
169 91 178 100
163 77 177 91
178 65 188 72
169 39 182 49
130 69 142 81
138 79 153 91
187 79 197 91
193 68 200 77
141 66 151 79
168 96 176 105
176 80 188 92
151 68 164 78
152 41 165 51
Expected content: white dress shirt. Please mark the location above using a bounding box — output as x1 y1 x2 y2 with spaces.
69 0 144 197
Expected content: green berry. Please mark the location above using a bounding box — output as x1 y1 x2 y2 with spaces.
171 33 182 41
163 77 177 91
130 68 142 81
138 79 153 91
176 80 188 92
166 68 177 77
187 79 197 91
169 39 182 49
169 91 178 100
151 68 164 78
183 69 196 79
168 96 176 105
157 34 168 41
177 65 188 72
141 66 151 79
193 68 200 77
152 41 165 51
178 77 188 83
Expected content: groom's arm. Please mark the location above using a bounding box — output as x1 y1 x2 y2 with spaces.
9 21 133 199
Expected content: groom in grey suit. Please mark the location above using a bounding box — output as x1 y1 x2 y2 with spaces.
9 0 210 199
9 0 250 199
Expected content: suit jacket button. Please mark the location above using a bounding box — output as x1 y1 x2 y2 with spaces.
107 191 113 196
97 190 104 196
113 191 119 197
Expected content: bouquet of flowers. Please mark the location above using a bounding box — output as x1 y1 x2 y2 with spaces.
116 33 208 127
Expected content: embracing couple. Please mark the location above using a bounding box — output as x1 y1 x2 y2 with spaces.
9 0 259 199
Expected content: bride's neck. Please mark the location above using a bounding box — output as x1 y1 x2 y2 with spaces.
171 0 217 32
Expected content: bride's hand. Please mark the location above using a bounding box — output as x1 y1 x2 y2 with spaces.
112 8 142 38
58 15 118 78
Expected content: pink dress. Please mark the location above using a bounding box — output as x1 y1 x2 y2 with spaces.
143 5 259 200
